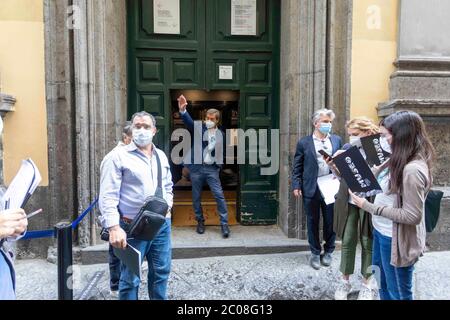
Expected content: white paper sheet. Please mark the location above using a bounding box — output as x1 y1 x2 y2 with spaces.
2 159 42 210
153 0 180 34
317 174 340 205
231 0 257 35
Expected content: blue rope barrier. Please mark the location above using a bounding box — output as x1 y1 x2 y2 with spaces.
20 198 99 240
71 198 98 229
21 229 55 240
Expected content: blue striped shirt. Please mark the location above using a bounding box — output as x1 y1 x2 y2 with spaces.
98 143 173 229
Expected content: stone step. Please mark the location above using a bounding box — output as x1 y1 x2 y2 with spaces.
80 225 311 265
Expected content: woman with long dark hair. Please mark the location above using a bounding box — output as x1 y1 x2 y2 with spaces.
350 110 435 300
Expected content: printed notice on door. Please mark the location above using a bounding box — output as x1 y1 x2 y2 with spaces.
153 0 180 34
219 65 233 80
231 0 257 36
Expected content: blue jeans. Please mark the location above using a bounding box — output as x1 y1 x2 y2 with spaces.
302 187 336 256
189 164 228 225
118 218 172 300
108 244 121 291
372 229 415 300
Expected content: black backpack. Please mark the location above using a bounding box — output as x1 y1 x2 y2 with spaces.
425 189 444 233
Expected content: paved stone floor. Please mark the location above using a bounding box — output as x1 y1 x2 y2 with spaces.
14 250 450 300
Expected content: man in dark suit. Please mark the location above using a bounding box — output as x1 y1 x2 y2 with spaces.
292 109 342 270
177 95 230 238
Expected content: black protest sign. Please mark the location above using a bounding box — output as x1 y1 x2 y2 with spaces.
360 133 390 166
333 146 382 197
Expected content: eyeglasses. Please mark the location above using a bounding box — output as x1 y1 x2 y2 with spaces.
321 140 329 150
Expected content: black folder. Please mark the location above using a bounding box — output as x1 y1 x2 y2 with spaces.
113 244 142 278
333 146 382 198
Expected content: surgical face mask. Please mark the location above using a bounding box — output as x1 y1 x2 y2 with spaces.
318 123 332 135
205 120 216 129
349 136 362 147
380 136 392 154
132 128 154 147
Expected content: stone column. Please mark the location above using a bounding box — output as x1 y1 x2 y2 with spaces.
73 0 127 246
378 0 450 250
279 0 352 239
378 0 450 186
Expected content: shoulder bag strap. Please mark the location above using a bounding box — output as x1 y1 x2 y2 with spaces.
153 149 163 198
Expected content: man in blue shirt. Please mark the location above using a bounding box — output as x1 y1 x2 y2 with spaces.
99 122 132 298
177 95 230 238
99 111 173 300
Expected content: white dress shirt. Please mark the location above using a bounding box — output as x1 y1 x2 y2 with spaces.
312 133 333 177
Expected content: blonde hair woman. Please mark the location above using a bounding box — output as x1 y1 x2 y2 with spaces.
333 117 379 300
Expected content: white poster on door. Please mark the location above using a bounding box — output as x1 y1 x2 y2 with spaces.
153 0 180 34
219 65 233 80
231 0 257 36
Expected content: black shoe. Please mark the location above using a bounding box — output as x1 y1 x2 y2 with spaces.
221 224 230 238
196 221 205 234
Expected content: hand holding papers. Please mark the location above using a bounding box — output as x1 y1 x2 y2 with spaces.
317 174 340 205
2 159 42 210
332 146 382 198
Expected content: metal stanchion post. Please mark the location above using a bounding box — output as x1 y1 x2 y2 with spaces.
55 221 73 300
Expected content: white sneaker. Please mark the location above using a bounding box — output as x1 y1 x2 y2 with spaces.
335 279 352 300
110 290 119 299
367 275 379 290
357 283 376 300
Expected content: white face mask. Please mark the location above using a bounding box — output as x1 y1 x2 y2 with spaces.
380 136 392 154
205 120 216 129
132 128 154 147
349 136 362 147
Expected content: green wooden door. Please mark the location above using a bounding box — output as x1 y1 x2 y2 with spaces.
127 0 206 154
128 0 280 224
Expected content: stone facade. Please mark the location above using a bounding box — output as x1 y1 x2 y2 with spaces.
34 0 353 251
13 0 449 256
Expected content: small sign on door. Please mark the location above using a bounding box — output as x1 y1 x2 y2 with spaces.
219 65 233 80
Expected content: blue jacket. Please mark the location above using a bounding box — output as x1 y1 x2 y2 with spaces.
180 111 224 168
291 134 342 198
0 245 16 300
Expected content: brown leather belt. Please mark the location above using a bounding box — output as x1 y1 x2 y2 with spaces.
121 216 133 223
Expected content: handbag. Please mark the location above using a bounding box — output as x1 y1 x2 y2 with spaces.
128 150 169 241
425 189 444 233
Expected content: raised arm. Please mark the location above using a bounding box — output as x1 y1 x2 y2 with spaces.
177 94 195 131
